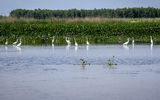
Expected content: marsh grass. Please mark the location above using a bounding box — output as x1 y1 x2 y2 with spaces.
1 17 160 24
0 18 160 45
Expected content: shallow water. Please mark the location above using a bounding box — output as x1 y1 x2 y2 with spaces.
0 45 160 100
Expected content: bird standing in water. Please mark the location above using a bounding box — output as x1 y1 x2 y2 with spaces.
150 36 153 45
5 39 8 45
66 37 71 45
13 39 18 45
132 38 134 46
74 38 78 46
123 38 129 45
86 37 89 45
17 39 22 47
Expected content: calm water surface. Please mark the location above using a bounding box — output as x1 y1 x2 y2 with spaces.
0 45 160 100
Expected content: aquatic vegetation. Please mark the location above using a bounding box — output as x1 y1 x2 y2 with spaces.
0 21 160 45
105 56 118 66
80 58 91 66
80 59 86 66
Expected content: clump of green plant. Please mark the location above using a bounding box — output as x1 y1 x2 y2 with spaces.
80 58 90 66
104 56 117 66
80 58 86 66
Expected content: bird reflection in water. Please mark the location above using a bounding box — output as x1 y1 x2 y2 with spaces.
123 45 129 50
86 45 89 51
75 46 78 52
66 45 70 51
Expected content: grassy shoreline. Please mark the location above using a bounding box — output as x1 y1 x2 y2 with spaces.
0 18 160 45
1 17 160 24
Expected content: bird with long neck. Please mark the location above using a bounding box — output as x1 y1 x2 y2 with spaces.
86 37 89 45
150 36 153 45
17 39 22 47
132 38 134 46
52 36 55 44
5 39 8 45
123 38 129 45
13 39 18 45
66 37 71 45
74 38 78 46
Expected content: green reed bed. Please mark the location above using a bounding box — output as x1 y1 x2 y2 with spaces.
0 21 160 45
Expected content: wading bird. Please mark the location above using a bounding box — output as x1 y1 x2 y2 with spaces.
150 36 153 45
66 37 71 45
74 38 78 46
17 39 22 47
86 37 89 45
132 38 134 45
52 36 54 45
13 39 18 45
5 39 8 45
123 38 129 45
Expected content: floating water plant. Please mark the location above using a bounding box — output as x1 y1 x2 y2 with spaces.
80 59 86 66
105 56 118 66
79 58 91 66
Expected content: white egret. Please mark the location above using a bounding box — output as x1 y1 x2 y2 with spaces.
17 39 22 47
52 36 55 44
132 38 134 45
123 38 129 45
51 36 55 47
5 39 8 45
150 36 153 45
66 37 71 45
13 39 18 45
86 37 89 45
74 38 78 46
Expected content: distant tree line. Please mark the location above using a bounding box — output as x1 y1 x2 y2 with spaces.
0 15 4 19
10 7 160 19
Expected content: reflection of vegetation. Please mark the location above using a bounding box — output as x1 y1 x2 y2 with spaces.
104 56 118 66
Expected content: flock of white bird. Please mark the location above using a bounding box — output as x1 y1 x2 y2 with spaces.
51 36 90 46
5 38 22 47
4 36 153 47
122 36 153 46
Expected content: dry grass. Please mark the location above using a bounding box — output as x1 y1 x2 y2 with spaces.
0 17 160 23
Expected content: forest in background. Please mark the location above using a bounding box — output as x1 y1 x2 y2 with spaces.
8 7 160 19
